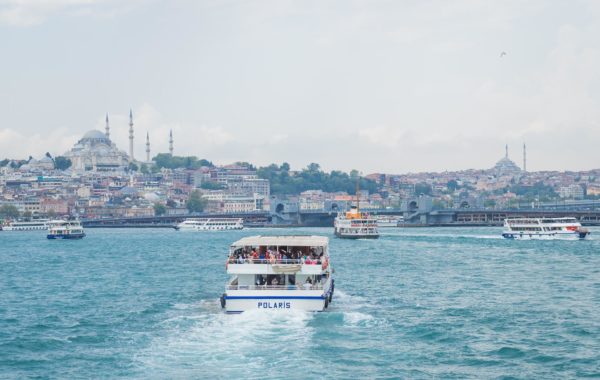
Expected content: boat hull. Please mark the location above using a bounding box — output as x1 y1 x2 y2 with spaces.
334 231 379 239
47 233 86 239
223 281 334 313
224 296 327 313
502 231 589 240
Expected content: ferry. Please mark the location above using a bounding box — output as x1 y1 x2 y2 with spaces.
502 217 590 240
221 235 334 313
375 215 404 227
334 207 379 239
175 218 243 231
2 219 50 231
47 220 86 239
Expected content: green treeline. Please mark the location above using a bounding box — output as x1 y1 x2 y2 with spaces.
257 163 379 195
152 154 213 169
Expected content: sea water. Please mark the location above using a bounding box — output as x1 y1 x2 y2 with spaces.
1 227 599 379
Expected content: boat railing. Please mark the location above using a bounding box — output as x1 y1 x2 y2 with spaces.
227 284 324 291
227 258 326 265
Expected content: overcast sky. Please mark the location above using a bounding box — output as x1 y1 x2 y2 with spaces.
1 0 599 173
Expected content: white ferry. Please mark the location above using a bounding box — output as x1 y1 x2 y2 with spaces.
175 218 243 231
375 215 404 227
334 206 379 239
2 219 50 231
47 220 86 239
221 236 334 313
502 217 590 240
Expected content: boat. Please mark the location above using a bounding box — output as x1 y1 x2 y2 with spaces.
374 215 404 227
334 207 379 239
221 235 334 313
334 176 379 239
175 218 243 231
502 217 590 240
2 219 50 231
47 220 86 239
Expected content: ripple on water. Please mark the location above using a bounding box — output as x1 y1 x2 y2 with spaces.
1 227 600 379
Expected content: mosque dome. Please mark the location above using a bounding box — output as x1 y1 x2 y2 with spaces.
82 130 109 141
492 145 521 176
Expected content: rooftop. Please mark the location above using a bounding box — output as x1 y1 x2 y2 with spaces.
231 235 329 247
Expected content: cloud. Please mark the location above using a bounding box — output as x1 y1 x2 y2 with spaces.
0 127 79 159
0 0 142 26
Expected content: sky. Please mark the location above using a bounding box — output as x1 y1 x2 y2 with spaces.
1 0 599 174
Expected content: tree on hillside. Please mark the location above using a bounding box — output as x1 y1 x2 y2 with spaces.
153 153 213 169
257 162 379 195
54 156 72 170
153 203 167 216
186 190 207 213
414 183 433 196
447 179 459 192
0 204 19 219
200 181 226 190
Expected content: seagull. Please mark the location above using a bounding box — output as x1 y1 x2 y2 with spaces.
500 51 507 58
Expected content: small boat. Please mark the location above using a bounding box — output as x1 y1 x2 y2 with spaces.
502 217 590 240
175 218 243 231
333 177 379 239
374 215 404 227
221 235 334 313
47 220 86 239
2 219 50 231
334 208 380 239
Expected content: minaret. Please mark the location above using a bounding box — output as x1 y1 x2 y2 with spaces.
146 132 150 162
523 143 527 172
105 113 110 139
128 109 134 162
169 129 173 156
505 144 509 158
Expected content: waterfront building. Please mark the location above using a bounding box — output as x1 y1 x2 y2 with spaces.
559 184 584 199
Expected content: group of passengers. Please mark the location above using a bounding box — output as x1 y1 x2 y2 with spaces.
254 274 323 289
229 246 325 265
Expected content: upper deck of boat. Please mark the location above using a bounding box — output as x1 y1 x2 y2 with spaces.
231 235 328 248
505 217 579 225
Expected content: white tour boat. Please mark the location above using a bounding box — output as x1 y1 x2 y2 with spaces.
221 235 334 313
375 215 404 227
175 218 243 231
47 220 86 239
2 219 50 231
502 217 590 240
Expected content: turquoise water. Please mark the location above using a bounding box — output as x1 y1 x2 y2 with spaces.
1 227 599 379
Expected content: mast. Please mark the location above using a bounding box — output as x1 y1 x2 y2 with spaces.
355 175 360 212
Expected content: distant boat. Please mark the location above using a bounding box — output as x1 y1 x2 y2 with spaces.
502 217 590 240
47 220 86 239
333 176 379 239
175 218 243 231
2 219 50 231
374 215 404 227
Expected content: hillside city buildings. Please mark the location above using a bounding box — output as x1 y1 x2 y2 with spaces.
1 117 599 221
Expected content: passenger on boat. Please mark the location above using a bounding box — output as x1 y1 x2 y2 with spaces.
303 277 312 289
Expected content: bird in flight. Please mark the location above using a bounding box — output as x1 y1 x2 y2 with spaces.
500 51 507 58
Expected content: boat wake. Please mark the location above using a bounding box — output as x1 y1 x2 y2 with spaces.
136 302 316 377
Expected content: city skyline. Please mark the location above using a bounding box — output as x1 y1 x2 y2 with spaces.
1 1 600 172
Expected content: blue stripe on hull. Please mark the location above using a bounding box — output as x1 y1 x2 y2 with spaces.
225 295 325 300
47 234 86 239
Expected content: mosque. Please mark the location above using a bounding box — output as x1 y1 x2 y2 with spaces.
64 110 174 172
492 144 524 177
